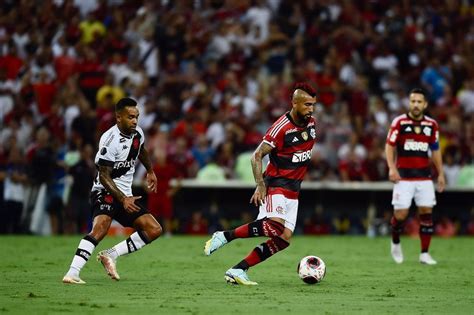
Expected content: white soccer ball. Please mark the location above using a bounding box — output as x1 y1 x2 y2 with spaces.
297 255 326 284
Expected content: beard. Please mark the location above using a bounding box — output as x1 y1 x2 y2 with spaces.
298 112 312 124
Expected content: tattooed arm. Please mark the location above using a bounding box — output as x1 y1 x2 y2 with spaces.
138 146 157 193
249 141 273 207
99 165 141 212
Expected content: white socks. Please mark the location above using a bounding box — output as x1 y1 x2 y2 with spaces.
67 235 97 277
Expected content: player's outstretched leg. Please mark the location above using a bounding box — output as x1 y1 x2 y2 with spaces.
204 219 285 256
63 235 99 284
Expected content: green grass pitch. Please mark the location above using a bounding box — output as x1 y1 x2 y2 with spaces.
0 235 473 314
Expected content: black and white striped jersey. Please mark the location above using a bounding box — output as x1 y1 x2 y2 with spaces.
91 125 145 196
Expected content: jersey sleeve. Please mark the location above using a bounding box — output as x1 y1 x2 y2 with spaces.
96 132 117 167
430 121 440 150
137 126 145 146
263 121 285 150
386 119 400 146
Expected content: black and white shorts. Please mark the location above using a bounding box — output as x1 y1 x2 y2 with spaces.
90 190 149 227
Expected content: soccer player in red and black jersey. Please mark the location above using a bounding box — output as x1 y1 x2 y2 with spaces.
385 88 445 265
204 83 318 285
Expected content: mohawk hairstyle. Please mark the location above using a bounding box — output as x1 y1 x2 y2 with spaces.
293 82 317 97
115 97 137 112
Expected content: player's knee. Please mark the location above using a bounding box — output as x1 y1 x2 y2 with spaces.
394 210 408 221
280 229 293 242
147 222 162 241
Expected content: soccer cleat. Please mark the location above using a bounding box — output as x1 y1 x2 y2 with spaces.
204 231 227 256
391 242 404 264
419 253 437 265
224 268 258 286
62 275 86 284
97 250 120 280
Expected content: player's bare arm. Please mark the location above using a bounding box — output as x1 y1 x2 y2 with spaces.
250 141 273 206
98 165 141 213
431 149 445 192
138 146 157 193
385 143 401 183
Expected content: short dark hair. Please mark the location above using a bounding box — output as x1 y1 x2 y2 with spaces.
294 82 317 97
409 88 427 100
115 97 137 112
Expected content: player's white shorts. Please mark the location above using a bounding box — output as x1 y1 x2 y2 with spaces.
392 180 436 210
256 194 298 232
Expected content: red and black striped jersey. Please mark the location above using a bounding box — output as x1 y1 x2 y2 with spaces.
386 113 439 180
262 112 317 199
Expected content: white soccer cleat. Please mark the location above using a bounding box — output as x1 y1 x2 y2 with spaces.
62 275 86 284
97 250 120 280
224 268 258 286
419 252 437 265
204 231 227 256
391 242 404 264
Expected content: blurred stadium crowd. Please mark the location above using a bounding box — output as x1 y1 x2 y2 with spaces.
0 0 473 235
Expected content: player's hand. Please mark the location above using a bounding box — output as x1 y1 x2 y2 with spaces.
123 196 142 213
250 183 266 207
437 174 445 193
388 168 401 183
146 171 157 193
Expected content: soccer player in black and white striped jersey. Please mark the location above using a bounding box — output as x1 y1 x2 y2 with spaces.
63 98 162 284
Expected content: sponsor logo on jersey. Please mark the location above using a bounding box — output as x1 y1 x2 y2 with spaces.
310 128 316 139
114 160 136 169
292 150 312 163
301 131 308 141
423 127 431 136
404 140 429 152
292 137 299 143
405 126 412 132
414 126 421 134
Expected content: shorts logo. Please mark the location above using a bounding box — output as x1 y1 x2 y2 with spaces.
100 147 107 155
104 195 114 204
275 206 285 214
100 204 112 211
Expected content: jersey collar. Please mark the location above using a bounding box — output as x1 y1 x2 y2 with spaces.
286 111 308 128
